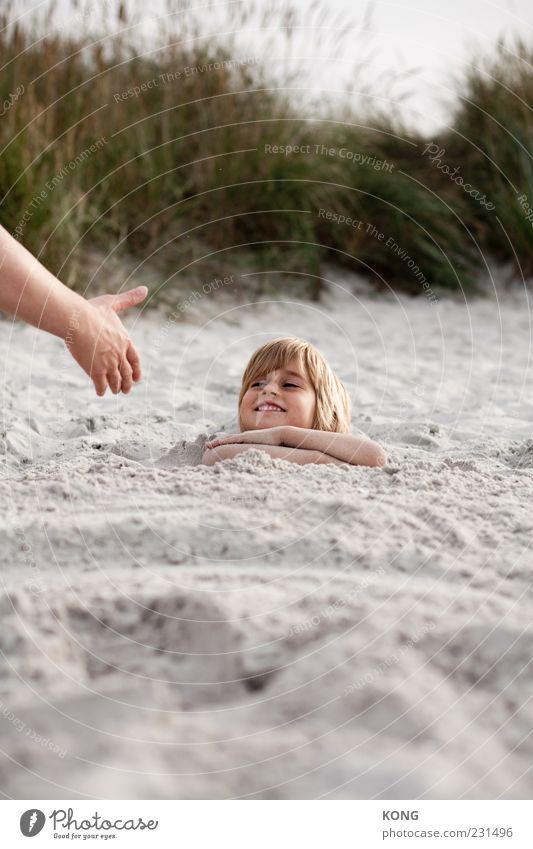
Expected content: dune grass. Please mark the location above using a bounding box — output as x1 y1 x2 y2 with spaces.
443 39 533 279
0 0 531 302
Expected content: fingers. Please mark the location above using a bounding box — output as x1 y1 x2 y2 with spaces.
85 295 144 396
119 357 134 394
107 368 122 395
92 350 140 397
112 286 148 313
93 372 108 397
93 365 133 397
126 341 142 382
206 435 240 448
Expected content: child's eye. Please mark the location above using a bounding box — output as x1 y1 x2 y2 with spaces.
250 379 300 388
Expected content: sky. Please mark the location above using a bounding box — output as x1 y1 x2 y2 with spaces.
13 0 533 132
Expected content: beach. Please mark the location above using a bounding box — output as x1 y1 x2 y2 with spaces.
1 274 533 800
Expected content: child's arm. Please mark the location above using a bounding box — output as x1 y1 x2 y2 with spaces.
202 443 344 466
279 426 387 467
204 426 386 467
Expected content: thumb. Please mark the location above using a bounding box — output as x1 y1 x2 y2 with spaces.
112 286 148 313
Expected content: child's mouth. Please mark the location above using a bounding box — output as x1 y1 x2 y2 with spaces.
255 403 285 412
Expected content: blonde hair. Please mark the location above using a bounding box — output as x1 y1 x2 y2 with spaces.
238 337 351 433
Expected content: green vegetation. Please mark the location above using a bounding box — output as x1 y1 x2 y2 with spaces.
443 40 533 279
0 1 531 303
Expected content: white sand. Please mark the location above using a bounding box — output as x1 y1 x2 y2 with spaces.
1 273 533 800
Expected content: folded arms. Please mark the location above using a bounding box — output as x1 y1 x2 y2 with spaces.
202 425 386 467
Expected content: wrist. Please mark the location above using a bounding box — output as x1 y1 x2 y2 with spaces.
45 288 89 342
281 425 298 446
60 302 93 353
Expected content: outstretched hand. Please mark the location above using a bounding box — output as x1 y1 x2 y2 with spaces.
66 286 148 396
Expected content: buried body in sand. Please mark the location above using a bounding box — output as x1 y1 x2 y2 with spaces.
201 336 387 469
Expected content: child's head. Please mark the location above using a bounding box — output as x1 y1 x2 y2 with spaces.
238 337 351 433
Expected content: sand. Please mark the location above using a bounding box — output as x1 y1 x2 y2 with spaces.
1 272 533 800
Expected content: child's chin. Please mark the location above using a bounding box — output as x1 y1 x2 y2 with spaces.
254 419 282 429
246 413 287 429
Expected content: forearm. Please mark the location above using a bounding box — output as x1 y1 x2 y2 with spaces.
281 425 387 467
202 443 343 466
0 225 88 339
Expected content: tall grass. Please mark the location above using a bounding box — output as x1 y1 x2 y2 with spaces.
0 0 531 302
444 40 533 278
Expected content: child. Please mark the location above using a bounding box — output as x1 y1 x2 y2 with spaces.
201 337 387 467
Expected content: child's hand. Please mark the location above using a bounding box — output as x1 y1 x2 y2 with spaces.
205 427 285 449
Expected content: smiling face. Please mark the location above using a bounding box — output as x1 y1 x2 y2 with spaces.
239 357 317 431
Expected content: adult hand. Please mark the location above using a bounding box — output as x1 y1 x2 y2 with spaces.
205 426 286 449
0 225 148 395
66 286 148 396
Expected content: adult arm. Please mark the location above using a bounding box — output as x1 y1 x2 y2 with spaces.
0 224 147 395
